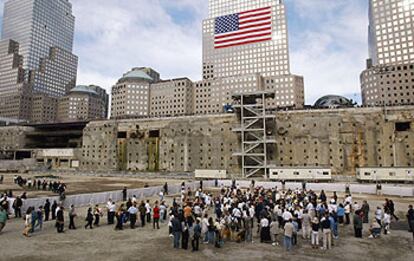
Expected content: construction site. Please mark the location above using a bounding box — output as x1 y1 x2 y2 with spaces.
0 93 413 181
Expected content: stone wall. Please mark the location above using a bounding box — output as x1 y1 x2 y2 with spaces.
1 106 414 177
80 114 240 174
275 107 414 175
0 126 33 151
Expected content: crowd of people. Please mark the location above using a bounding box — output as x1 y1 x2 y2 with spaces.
165 180 414 252
0 179 413 254
13 176 67 198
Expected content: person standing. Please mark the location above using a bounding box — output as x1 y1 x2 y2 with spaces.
353 210 363 238
128 203 138 229
56 206 65 233
93 205 102 227
182 221 190 250
0 206 7 234
122 187 127 202
302 209 311 239
164 182 168 195
283 219 294 251
13 196 23 218
51 200 57 220
192 218 202 251
139 201 146 227
406 205 414 240
69 205 77 230
171 215 182 249
375 206 383 227
260 216 271 243
321 214 332 250
311 217 320 249
145 200 152 223
383 211 391 235
344 203 351 225
23 207 33 237
85 208 94 229
106 199 114 224
153 202 160 229
270 218 279 246
115 204 124 230
36 206 44 231
44 199 51 221
361 201 370 224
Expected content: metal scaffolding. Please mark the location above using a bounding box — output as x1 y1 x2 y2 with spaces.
232 92 276 178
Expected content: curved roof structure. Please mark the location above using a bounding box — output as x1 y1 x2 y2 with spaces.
69 85 98 95
314 95 355 109
120 69 153 82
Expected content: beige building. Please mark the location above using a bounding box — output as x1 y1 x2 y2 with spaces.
361 0 414 106
194 74 305 115
0 39 32 121
111 68 154 119
150 78 193 117
31 94 58 124
57 85 109 122
201 0 304 109
361 63 414 106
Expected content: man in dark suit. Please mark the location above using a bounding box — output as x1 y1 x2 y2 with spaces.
56 206 65 233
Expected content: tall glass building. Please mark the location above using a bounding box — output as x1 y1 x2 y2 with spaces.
1 0 78 97
361 0 414 106
194 0 304 113
203 0 290 79
368 0 414 66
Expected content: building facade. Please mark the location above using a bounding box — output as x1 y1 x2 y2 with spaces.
31 94 58 123
111 68 154 119
150 78 193 117
0 0 78 123
361 0 414 106
201 0 304 109
0 39 32 121
2 0 75 72
57 85 109 122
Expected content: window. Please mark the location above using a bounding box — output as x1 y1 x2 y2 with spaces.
149 130 160 138
117 132 127 139
395 122 411 132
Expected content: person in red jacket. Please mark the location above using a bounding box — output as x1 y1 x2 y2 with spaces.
153 201 160 229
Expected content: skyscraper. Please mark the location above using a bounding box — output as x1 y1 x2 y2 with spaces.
0 39 32 121
368 0 414 66
197 0 304 111
1 0 78 98
361 0 414 106
203 0 290 79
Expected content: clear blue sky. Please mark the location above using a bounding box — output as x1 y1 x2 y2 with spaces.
0 0 368 104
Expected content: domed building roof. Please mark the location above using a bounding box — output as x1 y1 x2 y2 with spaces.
119 68 153 82
69 85 98 95
314 95 355 109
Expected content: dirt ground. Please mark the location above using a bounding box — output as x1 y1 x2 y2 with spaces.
0 188 413 261
0 173 183 198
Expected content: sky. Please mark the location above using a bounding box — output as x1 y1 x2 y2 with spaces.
0 0 368 104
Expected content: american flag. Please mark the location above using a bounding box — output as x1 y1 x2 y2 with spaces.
214 6 272 49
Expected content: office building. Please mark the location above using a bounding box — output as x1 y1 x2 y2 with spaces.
111 68 154 119
361 0 414 106
57 85 109 122
0 39 32 121
201 0 304 109
1 0 78 98
150 78 193 117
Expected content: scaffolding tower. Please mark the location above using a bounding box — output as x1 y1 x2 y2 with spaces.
232 92 276 178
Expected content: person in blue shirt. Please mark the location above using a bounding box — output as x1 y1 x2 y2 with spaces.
329 213 338 240
337 204 345 225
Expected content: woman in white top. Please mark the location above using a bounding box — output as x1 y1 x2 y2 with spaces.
23 207 33 237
